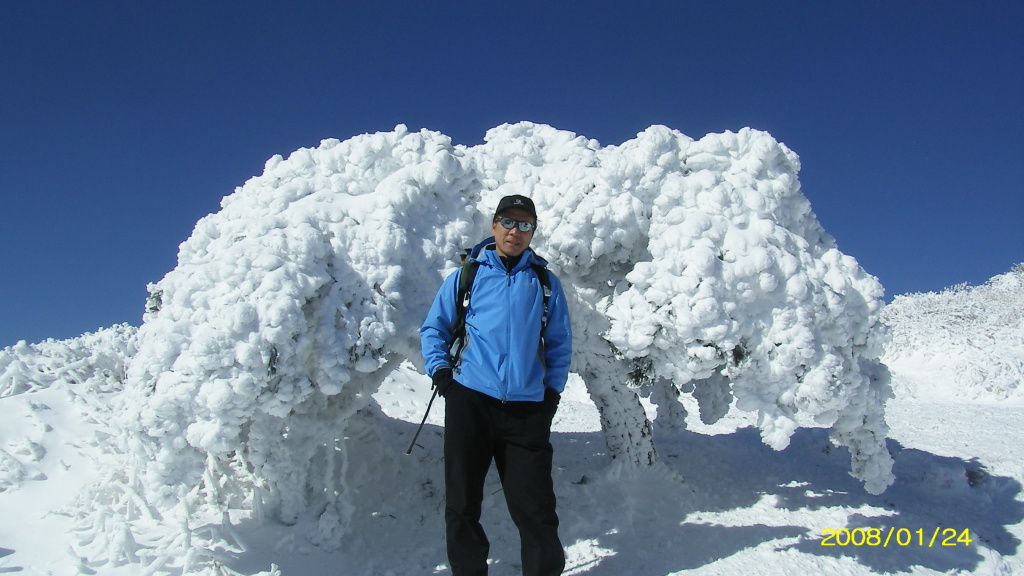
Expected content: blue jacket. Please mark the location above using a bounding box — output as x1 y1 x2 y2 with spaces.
420 239 573 402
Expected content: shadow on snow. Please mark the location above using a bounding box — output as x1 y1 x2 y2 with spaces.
555 424 1021 575
222 408 1021 576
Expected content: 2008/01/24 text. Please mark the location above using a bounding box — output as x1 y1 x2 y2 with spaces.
820 527 972 547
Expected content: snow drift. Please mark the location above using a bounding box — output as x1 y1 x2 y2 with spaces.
11 123 895 572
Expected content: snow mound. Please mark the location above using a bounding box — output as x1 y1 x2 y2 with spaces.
883 263 1024 401
53 123 893 572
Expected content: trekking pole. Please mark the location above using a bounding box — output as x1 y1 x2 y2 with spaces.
405 387 439 455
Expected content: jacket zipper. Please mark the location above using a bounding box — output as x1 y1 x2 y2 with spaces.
501 266 513 402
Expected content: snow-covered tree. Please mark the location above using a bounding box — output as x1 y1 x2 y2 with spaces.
68 123 893 571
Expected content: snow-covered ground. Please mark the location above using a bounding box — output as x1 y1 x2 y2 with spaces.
1 356 1021 575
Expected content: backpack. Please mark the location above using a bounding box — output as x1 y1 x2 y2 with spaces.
449 244 552 365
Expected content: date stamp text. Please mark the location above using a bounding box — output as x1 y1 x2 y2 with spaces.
820 527 972 547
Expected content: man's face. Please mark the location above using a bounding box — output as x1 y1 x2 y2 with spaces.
491 207 536 259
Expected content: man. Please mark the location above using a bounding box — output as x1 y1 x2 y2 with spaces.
421 194 573 576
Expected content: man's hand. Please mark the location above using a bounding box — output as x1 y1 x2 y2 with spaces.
432 367 457 397
544 386 560 416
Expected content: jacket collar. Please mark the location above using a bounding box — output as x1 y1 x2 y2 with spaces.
470 236 542 273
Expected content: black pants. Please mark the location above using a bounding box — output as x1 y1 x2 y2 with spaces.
444 383 564 576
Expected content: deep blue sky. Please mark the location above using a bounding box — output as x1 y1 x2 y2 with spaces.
2 1 1021 347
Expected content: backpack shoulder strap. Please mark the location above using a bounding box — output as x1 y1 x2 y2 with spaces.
456 259 480 325
530 263 552 339
449 259 480 363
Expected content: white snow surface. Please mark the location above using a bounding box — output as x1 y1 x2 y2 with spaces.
882 265 1024 402
2 124 1020 575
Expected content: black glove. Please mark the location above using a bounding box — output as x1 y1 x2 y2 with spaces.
544 386 561 415
432 367 457 397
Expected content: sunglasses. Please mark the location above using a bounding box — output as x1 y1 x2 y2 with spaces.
494 216 536 232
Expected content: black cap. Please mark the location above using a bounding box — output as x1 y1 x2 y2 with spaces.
494 194 537 219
